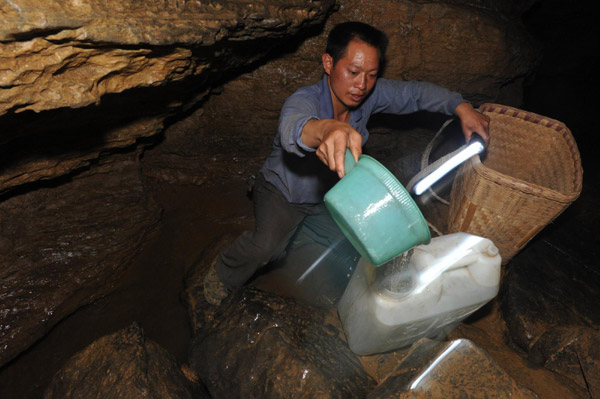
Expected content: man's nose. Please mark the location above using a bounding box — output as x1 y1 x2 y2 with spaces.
355 73 367 90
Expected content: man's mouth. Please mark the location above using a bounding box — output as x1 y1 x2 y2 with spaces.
349 93 364 102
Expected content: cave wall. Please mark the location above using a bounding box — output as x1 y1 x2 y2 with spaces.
143 0 540 186
0 0 539 368
191 0 539 142
0 0 335 368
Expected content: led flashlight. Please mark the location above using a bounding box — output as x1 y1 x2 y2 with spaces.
413 134 486 196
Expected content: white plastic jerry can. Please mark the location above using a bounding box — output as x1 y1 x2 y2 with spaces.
337 232 501 356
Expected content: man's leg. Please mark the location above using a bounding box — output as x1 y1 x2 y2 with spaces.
301 203 360 277
302 203 348 247
215 173 307 292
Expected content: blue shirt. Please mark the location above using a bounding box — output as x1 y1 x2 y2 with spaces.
261 75 464 204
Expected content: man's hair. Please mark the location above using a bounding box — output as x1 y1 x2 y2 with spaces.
326 21 388 67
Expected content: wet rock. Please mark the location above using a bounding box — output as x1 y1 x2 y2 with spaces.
529 326 600 398
43 322 207 399
500 240 600 352
187 286 375 398
0 156 161 367
367 338 537 399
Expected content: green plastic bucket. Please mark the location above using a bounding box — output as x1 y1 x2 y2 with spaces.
324 149 430 266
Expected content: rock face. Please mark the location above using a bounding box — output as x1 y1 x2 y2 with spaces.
186 0 540 161
187 287 376 398
500 235 600 398
500 241 600 352
0 0 335 193
0 0 333 368
140 106 271 187
43 322 206 399
0 156 161 367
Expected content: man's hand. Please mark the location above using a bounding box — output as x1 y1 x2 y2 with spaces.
301 119 363 178
455 102 490 145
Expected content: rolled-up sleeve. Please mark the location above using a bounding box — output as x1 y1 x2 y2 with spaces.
278 91 321 156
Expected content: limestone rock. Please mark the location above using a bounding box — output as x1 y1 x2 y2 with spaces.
500 239 600 352
499 212 600 397
187 286 376 398
0 156 161 367
1 95 169 194
367 338 537 399
141 107 269 186
0 0 329 46
43 322 207 399
0 0 334 114
529 326 600 398
0 0 334 193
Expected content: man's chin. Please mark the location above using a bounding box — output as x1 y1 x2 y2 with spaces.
344 99 363 109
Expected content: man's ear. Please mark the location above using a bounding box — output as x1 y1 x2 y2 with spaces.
322 53 333 75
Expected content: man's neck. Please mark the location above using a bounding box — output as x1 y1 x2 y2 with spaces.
333 107 351 123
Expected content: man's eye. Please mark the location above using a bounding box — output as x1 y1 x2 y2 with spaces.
350 70 358 75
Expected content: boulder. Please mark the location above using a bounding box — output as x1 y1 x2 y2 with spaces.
187 286 375 398
500 240 600 352
529 326 600 398
43 322 207 399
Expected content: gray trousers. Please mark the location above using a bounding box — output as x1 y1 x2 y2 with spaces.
216 172 351 291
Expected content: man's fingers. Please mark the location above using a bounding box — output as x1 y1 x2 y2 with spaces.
326 144 337 175
348 131 363 163
315 120 365 178
333 147 346 178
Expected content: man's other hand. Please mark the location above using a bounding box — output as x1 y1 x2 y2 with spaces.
455 102 490 145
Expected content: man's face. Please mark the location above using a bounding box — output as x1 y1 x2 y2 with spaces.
323 39 380 112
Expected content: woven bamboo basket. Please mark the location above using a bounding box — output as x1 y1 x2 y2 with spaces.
447 103 583 264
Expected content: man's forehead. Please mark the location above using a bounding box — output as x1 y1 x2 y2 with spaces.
341 40 379 65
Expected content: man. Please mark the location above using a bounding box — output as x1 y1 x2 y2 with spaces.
203 21 490 305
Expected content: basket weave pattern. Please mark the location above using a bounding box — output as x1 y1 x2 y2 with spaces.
448 104 583 264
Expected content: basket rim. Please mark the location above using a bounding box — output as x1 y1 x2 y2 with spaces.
478 103 583 197
469 156 581 202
